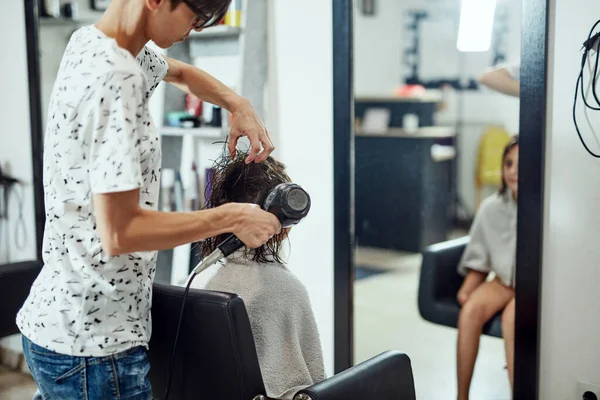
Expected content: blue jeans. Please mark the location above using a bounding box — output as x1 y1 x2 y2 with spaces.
22 336 152 400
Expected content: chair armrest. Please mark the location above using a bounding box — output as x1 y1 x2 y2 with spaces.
293 351 415 400
417 237 504 337
0 260 43 338
418 236 468 327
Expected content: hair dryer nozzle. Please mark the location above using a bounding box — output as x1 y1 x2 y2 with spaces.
263 183 311 228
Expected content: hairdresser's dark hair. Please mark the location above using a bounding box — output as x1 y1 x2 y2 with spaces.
201 152 291 264
170 0 231 28
499 134 519 195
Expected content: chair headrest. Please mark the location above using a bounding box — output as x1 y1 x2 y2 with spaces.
148 282 266 400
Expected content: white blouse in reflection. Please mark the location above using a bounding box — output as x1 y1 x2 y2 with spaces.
458 191 517 288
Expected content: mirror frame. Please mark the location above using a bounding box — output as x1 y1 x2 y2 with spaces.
513 0 548 398
332 0 548 398
332 0 355 373
24 0 45 258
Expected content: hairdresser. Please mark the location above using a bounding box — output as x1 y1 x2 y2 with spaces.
477 60 520 98
17 1 279 399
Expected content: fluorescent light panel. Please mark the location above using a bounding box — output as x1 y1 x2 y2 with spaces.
457 0 497 52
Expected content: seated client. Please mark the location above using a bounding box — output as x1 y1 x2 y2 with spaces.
456 135 519 400
192 153 326 400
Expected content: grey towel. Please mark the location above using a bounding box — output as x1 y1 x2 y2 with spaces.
195 255 326 400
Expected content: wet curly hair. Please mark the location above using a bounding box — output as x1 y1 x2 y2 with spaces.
200 152 291 264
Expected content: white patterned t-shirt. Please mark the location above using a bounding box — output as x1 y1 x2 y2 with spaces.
17 26 168 357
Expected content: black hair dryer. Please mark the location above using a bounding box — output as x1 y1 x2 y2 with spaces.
191 183 311 275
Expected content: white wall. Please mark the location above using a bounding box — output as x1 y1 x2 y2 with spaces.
353 0 522 95
0 0 37 264
267 1 335 376
539 0 600 397
354 0 522 214
0 0 38 356
353 0 405 96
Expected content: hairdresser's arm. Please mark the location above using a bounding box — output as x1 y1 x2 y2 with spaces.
477 67 520 97
163 57 274 164
93 189 279 257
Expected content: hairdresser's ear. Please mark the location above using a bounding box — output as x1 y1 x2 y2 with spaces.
146 0 165 12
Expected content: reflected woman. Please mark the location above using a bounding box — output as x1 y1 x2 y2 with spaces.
456 135 518 400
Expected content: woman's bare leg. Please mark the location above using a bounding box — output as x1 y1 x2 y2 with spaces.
457 279 514 400
502 296 516 391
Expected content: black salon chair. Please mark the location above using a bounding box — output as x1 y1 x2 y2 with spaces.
149 283 417 400
0 260 43 339
417 236 502 338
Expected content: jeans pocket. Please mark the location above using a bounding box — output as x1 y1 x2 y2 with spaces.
30 350 84 383
26 341 84 384
112 347 152 398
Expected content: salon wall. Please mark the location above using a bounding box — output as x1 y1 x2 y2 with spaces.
267 1 335 376
539 0 600 396
354 0 521 214
0 0 38 356
0 0 37 264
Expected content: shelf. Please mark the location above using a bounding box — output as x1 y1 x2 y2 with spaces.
189 25 242 39
160 126 226 138
356 90 443 104
356 126 456 139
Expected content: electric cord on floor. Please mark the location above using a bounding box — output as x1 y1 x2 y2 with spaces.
573 19 600 157
163 272 198 400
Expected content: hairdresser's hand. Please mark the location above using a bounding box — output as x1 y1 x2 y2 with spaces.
231 204 281 248
228 97 275 164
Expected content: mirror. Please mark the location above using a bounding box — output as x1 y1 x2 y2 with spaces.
350 0 522 398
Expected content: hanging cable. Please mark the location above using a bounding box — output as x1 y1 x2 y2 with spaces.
12 184 28 250
573 19 600 157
